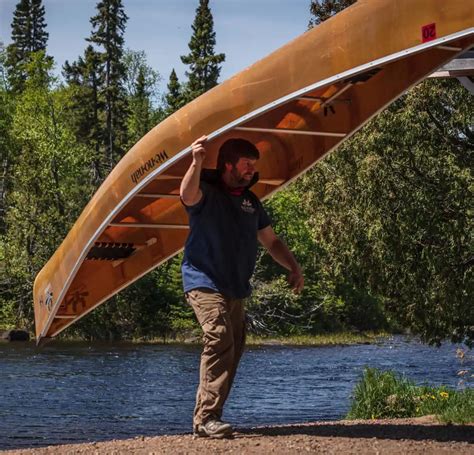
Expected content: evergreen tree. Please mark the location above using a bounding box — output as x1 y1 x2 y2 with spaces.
6 0 49 92
165 68 184 116
63 46 105 186
181 0 225 101
88 0 129 172
309 0 356 28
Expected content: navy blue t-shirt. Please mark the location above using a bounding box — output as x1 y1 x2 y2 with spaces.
181 178 271 299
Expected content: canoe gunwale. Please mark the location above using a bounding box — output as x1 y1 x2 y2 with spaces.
38 27 474 343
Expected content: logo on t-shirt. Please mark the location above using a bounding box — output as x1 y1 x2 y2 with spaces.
241 198 255 214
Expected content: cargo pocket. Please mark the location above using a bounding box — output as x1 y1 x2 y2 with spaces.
186 289 231 349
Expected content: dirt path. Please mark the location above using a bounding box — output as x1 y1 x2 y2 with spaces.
2 416 473 454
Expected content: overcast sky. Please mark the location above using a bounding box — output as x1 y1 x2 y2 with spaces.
0 0 310 93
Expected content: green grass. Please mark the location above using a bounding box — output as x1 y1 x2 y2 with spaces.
347 367 474 424
246 331 388 346
128 331 388 346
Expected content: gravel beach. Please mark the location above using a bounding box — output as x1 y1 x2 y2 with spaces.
3 416 473 454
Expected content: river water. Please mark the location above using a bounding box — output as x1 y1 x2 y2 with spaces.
0 336 470 449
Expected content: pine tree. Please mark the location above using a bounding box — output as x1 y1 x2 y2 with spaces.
165 69 184 116
63 45 106 185
88 0 129 172
6 0 49 92
30 0 48 49
181 0 225 101
308 0 356 28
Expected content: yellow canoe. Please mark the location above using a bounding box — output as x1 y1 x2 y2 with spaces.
33 0 474 344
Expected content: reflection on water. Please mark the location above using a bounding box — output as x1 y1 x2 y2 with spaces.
0 336 469 449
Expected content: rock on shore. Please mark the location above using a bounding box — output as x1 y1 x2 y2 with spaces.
0 329 29 342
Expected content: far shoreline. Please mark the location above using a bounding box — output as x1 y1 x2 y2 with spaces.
29 330 393 347
1 330 399 347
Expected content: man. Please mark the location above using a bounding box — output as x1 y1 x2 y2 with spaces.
180 135 304 438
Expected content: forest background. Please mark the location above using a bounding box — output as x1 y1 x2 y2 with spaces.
0 0 472 346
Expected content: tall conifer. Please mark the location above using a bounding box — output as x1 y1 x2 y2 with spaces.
63 46 105 185
165 69 183 116
88 0 129 171
181 0 225 101
6 0 49 92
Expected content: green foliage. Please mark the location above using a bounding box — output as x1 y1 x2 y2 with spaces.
299 79 473 345
252 184 389 335
122 49 161 148
347 367 474 424
0 44 17 235
180 0 225 101
2 52 92 328
63 46 106 186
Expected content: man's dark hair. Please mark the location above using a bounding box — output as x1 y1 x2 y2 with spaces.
217 138 260 173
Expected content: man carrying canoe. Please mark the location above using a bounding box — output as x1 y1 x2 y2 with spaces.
180 135 304 438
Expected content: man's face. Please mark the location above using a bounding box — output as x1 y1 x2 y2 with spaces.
228 157 257 185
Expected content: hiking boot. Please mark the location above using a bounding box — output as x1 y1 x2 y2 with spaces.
194 419 233 439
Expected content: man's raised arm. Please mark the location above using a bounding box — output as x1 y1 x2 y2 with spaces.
180 135 207 206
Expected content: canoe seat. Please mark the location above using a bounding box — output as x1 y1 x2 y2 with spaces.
86 242 136 261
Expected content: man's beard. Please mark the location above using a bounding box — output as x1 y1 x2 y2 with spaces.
231 167 253 187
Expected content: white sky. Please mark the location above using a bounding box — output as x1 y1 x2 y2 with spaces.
0 0 311 94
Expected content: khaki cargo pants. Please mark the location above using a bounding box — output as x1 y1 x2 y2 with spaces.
185 288 246 430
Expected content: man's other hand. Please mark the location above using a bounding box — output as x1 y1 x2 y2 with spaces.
288 267 304 294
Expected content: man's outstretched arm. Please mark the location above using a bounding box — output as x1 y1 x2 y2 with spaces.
257 225 304 293
180 135 207 206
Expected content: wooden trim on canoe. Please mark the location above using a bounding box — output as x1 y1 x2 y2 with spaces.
135 193 180 199
436 45 463 52
109 222 189 229
155 175 183 180
234 126 347 138
259 179 286 186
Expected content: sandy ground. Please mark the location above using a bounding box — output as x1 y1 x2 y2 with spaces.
2 416 473 455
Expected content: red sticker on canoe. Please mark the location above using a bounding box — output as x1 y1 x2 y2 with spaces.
422 23 436 43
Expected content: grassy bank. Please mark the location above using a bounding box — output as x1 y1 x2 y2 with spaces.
347 368 474 424
132 331 389 346
246 331 388 346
